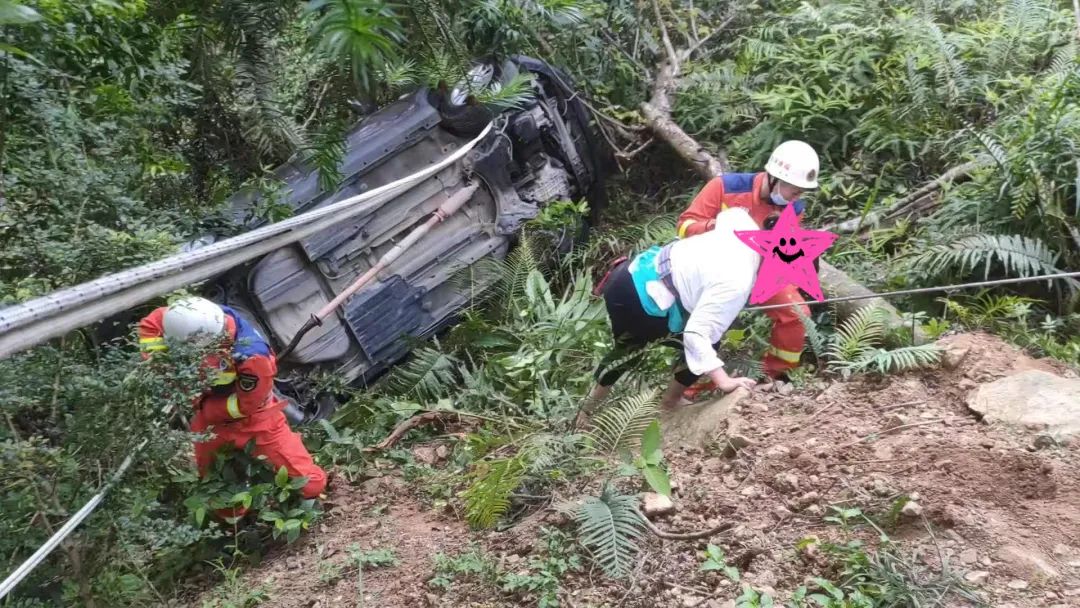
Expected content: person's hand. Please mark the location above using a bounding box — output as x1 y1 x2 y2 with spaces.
716 375 756 393
706 218 716 231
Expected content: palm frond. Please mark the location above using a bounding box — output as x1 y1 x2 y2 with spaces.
827 306 888 365
383 346 459 401
833 344 942 376
906 233 1070 284
584 389 659 457
461 453 527 528
474 72 535 111
307 0 405 92
573 486 646 578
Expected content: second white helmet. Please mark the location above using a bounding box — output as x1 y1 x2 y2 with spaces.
163 296 226 341
765 140 820 190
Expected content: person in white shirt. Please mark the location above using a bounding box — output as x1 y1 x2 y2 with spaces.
582 207 765 419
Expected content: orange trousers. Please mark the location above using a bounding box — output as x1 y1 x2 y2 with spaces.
761 285 809 378
192 397 327 502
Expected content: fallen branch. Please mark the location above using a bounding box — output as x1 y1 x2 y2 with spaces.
636 507 734 540
365 410 495 452
824 157 992 234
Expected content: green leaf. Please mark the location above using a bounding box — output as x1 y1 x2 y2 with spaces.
260 510 284 522
195 507 206 527
723 565 740 582
642 465 671 497
275 465 289 488
0 1 41 25
700 560 723 571
640 419 662 461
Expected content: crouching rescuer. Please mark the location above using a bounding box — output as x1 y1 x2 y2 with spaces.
676 140 820 383
138 297 327 507
584 207 762 416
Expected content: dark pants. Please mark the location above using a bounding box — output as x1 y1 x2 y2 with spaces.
594 262 714 388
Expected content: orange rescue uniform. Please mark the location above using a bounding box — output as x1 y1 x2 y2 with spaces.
139 306 327 502
677 172 810 377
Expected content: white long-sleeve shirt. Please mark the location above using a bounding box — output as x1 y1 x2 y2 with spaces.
667 208 761 376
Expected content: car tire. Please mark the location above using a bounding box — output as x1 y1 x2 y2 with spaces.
439 101 494 138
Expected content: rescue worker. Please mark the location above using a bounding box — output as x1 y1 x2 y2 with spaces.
138 297 327 507
582 207 762 418
675 140 820 387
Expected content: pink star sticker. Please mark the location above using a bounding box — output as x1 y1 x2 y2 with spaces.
735 205 838 304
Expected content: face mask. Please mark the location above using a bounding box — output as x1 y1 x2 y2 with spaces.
769 191 790 206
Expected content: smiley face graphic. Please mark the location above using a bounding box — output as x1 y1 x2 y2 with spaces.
772 237 804 264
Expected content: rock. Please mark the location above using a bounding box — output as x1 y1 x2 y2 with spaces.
1063 587 1080 597
706 601 736 608
286 556 302 570
901 501 923 518
959 378 977 390
435 444 450 460
1033 434 1058 450
662 390 751 449
979 439 995 449
959 549 978 565
642 493 675 518
805 504 823 516
723 433 753 457
750 402 769 413
884 414 908 431
739 485 760 498
777 382 794 396
765 445 790 458
996 545 1061 581
1052 543 1074 557
941 343 971 370
788 445 804 458
413 446 439 465
964 570 990 584
773 472 800 493
1007 580 1030 590
967 370 1080 438
425 593 440 606
681 595 704 608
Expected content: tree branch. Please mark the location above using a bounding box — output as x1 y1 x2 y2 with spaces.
636 507 734 540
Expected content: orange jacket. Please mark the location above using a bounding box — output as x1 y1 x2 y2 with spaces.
676 173 806 237
138 306 282 427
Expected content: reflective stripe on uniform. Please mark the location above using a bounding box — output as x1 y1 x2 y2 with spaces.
677 219 696 239
212 370 237 386
767 346 802 363
225 394 244 419
138 337 167 352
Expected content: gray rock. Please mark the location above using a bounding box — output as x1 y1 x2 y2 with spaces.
777 382 794 396
996 545 1060 581
642 492 675 518
959 549 978 565
964 570 990 584
773 472 799 494
967 370 1080 438
661 389 751 449
941 343 971 370
901 501 923 517
1007 580 1029 590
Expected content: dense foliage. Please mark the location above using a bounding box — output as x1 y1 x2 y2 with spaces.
1 0 1079 605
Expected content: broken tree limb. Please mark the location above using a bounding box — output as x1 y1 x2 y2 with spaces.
364 410 504 452
824 157 992 234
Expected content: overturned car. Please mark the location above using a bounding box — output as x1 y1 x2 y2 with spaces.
201 56 606 421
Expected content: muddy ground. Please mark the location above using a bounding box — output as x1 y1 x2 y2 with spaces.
190 333 1080 607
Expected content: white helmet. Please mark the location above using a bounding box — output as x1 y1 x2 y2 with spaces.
163 297 226 341
765 140 820 189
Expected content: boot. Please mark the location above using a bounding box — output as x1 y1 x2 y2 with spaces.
659 378 691 411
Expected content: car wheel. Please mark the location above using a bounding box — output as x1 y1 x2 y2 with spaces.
439 101 495 138
438 61 501 137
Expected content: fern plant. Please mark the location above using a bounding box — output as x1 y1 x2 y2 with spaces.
572 485 646 579
583 389 659 458
461 452 528 529
383 345 459 402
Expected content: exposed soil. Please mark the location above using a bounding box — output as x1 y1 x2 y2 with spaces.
193 333 1080 607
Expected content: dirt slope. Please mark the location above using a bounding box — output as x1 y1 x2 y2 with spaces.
191 333 1080 607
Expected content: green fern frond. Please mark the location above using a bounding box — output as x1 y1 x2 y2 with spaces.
384 346 459 401
827 307 888 365
906 233 1070 284
462 453 527 528
1049 41 1078 75
584 389 659 458
834 344 942 376
796 308 829 360
475 72 535 110
573 487 646 578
